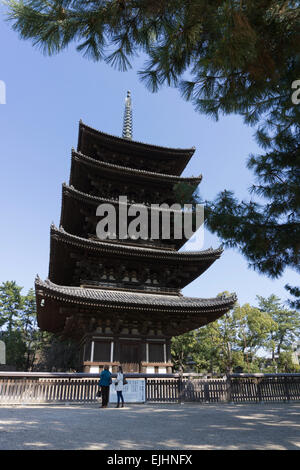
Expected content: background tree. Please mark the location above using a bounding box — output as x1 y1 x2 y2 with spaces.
257 294 300 361
234 302 276 367
193 323 224 374
0 281 25 368
276 351 300 373
213 308 239 373
0 281 23 334
6 1 300 286
20 288 43 370
171 293 299 373
37 335 80 372
171 330 199 372
0 281 79 371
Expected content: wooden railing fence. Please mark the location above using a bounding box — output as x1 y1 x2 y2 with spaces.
0 373 300 404
145 378 228 403
228 374 300 403
0 376 99 404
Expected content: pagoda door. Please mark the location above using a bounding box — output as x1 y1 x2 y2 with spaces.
119 342 140 373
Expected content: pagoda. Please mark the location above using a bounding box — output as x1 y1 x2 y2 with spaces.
35 92 236 373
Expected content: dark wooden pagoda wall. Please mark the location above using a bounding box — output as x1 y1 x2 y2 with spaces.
74 256 181 293
71 155 182 205
80 139 180 175
61 187 189 250
54 300 214 343
50 234 214 294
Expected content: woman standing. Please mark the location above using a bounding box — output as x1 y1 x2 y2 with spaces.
99 364 112 408
114 365 125 408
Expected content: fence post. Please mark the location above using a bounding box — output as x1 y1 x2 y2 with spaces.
226 374 232 403
204 381 210 402
65 377 71 406
284 376 290 403
21 376 27 405
144 377 147 403
178 371 184 404
257 378 262 403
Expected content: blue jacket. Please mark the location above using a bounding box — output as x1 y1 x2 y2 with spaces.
99 369 112 387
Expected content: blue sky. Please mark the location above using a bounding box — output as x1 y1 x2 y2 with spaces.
0 11 297 308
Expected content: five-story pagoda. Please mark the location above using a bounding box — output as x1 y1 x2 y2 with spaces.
35 92 237 373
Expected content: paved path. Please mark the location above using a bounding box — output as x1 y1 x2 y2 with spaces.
0 403 299 450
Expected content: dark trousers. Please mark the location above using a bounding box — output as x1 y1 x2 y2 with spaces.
101 386 110 406
117 391 124 404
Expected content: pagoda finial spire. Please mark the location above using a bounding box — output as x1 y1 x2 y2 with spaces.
122 90 132 140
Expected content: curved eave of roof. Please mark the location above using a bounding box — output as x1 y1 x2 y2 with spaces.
71 149 202 186
35 276 237 313
50 224 223 261
62 182 122 206
78 121 196 158
61 183 191 213
59 184 189 250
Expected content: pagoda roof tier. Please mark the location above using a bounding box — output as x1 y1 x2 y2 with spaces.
35 276 237 337
70 149 202 202
49 225 223 292
60 184 191 250
77 121 195 176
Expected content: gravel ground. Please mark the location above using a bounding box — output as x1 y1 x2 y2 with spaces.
0 402 299 450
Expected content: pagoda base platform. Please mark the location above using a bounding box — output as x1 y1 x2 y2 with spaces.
80 332 173 374
82 361 173 374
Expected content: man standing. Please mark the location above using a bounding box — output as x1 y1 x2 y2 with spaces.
99 365 112 408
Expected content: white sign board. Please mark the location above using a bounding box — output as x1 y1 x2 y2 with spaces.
109 379 145 403
0 340 5 365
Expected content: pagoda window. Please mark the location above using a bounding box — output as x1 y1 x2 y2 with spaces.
119 341 140 364
93 340 111 362
148 342 165 363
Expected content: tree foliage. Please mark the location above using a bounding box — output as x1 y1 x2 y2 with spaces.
171 293 300 373
257 294 300 358
0 281 23 332
285 284 300 310
0 281 79 371
0 281 25 368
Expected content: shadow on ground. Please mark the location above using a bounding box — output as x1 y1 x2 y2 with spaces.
0 403 299 450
